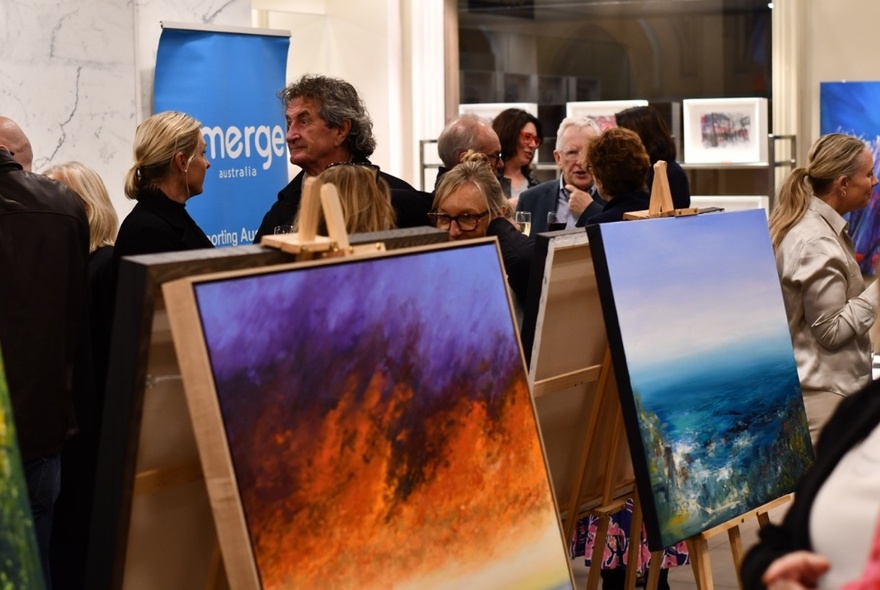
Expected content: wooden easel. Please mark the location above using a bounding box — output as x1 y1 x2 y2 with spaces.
87 180 411 590
534 166 792 590
623 161 700 220
259 177 385 258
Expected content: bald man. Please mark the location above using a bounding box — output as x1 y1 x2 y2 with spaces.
435 114 504 187
0 116 34 171
0 117 88 586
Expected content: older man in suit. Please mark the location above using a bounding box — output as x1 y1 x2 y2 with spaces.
516 116 603 233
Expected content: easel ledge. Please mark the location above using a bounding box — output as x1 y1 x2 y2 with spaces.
259 177 386 258
622 160 701 220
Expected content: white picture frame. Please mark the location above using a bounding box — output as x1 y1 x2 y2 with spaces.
458 102 538 121
691 195 769 218
565 99 649 130
683 97 769 164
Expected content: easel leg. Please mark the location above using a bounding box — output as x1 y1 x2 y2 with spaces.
625 497 643 590
587 515 610 590
206 542 229 590
686 536 713 590
728 525 744 590
757 510 771 528
645 552 662 590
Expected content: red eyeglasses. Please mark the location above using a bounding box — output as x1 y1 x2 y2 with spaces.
520 131 542 147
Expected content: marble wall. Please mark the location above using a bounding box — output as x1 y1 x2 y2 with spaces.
0 0 251 219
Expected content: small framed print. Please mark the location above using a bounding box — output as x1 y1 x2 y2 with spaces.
683 97 769 164
458 102 538 121
565 99 649 131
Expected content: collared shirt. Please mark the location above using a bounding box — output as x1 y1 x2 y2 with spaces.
555 176 588 229
776 196 877 396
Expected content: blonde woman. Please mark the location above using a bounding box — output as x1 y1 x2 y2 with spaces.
116 111 213 256
430 151 532 306
44 161 118 254
42 161 118 588
770 132 878 442
295 162 396 235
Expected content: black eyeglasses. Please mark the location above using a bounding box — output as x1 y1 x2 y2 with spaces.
428 211 490 232
324 161 381 182
487 152 503 166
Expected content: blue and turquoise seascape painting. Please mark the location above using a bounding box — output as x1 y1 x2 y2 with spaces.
588 209 813 550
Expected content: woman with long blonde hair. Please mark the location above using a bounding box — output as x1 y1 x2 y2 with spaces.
294 162 396 235
42 160 119 587
770 132 878 442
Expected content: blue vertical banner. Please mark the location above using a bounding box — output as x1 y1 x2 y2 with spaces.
154 25 290 246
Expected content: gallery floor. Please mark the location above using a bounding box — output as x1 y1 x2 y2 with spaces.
568 505 788 589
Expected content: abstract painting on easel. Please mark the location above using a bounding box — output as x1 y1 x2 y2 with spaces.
190 242 572 589
587 210 813 550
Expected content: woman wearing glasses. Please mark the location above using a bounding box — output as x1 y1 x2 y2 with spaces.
430 151 533 308
492 108 543 207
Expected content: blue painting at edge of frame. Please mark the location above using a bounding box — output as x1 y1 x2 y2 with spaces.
820 81 880 275
587 210 813 550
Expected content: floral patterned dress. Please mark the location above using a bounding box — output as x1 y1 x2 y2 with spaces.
569 499 689 573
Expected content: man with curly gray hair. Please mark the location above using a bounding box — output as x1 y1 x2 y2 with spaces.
256 75 420 240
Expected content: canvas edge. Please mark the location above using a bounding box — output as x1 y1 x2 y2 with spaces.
585 222 666 551
485 238 577 587
86 258 154 590
162 277 262 590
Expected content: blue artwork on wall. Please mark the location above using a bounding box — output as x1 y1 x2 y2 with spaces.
820 81 880 274
587 210 813 550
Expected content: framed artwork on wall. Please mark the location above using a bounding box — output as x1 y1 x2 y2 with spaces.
820 81 880 274
586 210 813 550
682 97 769 164
163 240 574 590
565 100 648 131
458 102 538 120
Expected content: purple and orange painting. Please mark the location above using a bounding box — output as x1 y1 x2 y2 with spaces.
191 242 572 589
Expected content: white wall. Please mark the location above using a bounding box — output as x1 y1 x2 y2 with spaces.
253 0 447 190
0 0 252 221
786 0 880 163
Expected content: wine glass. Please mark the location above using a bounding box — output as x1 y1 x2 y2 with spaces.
514 211 531 236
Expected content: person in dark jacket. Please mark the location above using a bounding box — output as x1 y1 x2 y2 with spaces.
578 127 652 226
115 111 214 257
255 75 424 241
430 151 532 308
435 113 505 187
614 105 690 209
43 161 119 590
517 115 604 233
0 117 90 588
